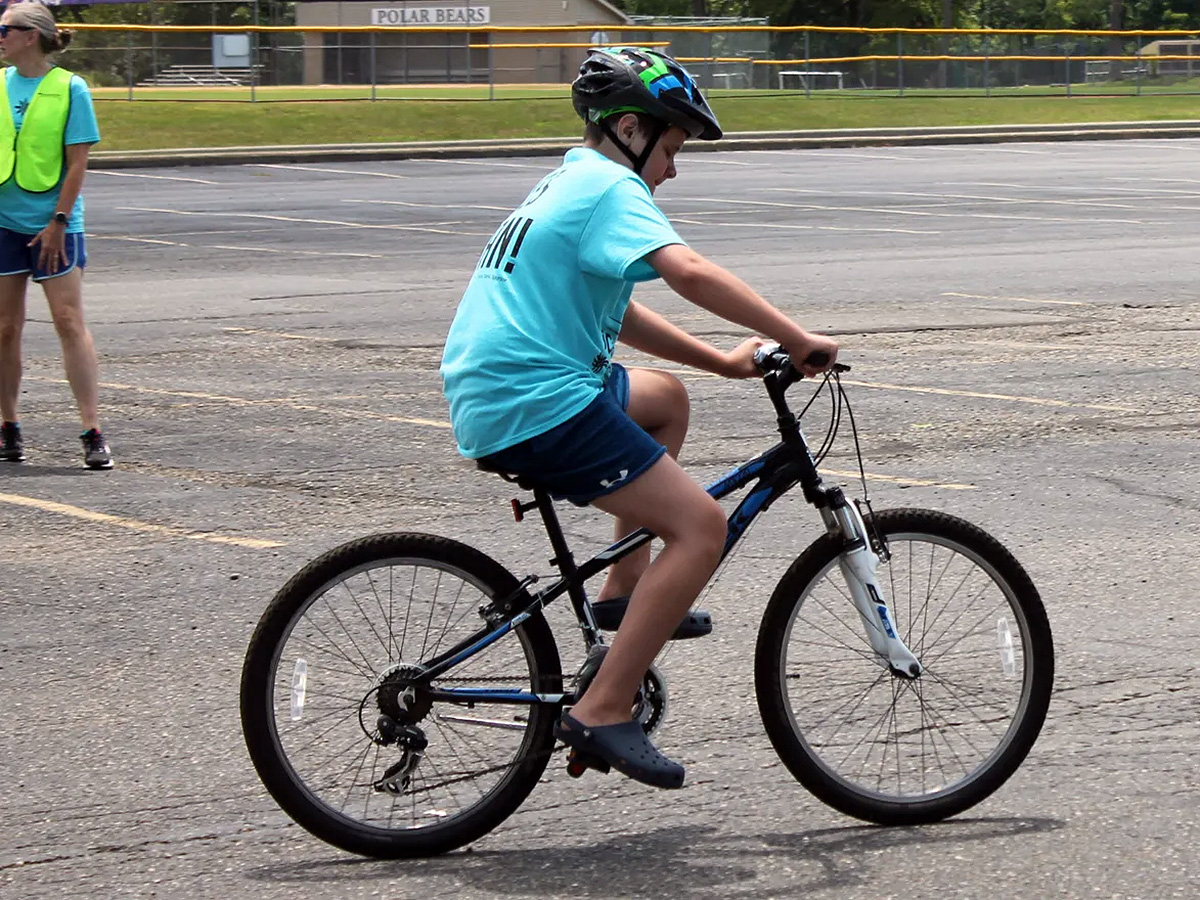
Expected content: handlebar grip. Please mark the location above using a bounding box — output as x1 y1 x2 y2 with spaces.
803 351 829 369
753 342 787 372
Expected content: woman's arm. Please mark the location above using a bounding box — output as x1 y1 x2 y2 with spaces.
55 143 91 216
29 143 92 273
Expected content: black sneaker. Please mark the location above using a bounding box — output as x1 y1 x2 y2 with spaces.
81 428 113 469
1 421 24 462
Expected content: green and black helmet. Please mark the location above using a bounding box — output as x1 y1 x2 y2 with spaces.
572 48 722 172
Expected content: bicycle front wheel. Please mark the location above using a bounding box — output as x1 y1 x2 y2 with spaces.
240 533 561 858
755 508 1053 825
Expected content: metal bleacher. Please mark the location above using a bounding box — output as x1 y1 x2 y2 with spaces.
138 64 262 87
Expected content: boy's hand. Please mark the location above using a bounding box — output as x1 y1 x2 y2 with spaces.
722 337 767 378
788 332 840 377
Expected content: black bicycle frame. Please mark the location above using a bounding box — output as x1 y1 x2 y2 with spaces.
418 367 850 706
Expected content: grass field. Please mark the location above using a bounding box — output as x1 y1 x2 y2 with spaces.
89 84 1200 152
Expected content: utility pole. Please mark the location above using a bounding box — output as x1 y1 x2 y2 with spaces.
1108 0 1123 80
939 0 952 88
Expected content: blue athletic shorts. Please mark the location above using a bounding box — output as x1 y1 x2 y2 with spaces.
0 227 88 282
479 363 667 506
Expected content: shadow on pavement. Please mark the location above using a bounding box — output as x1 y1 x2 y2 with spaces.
247 816 1065 897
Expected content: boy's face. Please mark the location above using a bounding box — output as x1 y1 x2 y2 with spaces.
619 118 689 194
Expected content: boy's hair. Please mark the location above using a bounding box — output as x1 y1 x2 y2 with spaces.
583 110 662 144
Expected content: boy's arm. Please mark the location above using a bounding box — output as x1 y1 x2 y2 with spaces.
618 300 746 376
647 243 838 375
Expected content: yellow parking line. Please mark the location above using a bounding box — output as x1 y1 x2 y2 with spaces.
0 491 283 549
841 378 1137 412
942 291 1090 307
821 468 975 490
223 326 340 343
28 376 453 430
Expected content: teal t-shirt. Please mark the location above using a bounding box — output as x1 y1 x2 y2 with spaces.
0 67 101 235
440 147 685 459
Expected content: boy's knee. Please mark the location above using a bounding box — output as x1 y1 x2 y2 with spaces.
0 320 21 346
693 497 728 562
663 373 690 422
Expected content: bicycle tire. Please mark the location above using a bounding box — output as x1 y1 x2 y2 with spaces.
755 507 1053 825
240 532 561 858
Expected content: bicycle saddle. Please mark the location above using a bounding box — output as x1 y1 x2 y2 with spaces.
475 458 542 493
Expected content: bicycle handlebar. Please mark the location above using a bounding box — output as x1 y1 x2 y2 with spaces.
753 343 851 377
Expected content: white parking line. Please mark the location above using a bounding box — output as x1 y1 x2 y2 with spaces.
344 198 510 212
251 163 408 179
669 216 939 236
117 207 476 235
209 244 383 259
419 158 555 170
680 194 1137 226
90 170 223 185
767 188 1145 222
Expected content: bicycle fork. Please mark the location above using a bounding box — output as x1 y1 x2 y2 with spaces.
823 499 922 679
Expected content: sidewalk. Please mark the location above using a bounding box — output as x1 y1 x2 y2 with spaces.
89 119 1200 168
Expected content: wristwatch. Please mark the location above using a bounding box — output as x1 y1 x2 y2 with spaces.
52 211 68 226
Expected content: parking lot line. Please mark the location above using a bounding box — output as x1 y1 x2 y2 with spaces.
0 490 284 549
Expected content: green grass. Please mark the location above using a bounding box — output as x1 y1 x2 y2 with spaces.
89 86 1200 152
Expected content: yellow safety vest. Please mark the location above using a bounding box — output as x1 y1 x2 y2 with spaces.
0 66 73 193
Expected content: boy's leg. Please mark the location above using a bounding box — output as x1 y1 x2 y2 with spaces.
41 269 101 432
0 274 29 424
569 453 727 728
596 367 690 602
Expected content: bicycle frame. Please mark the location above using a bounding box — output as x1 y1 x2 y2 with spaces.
418 364 922 707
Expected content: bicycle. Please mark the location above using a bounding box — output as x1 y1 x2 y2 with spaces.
239 345 1055 859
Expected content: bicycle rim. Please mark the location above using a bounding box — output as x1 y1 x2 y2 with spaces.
262 554 549 837
779 523 1041 805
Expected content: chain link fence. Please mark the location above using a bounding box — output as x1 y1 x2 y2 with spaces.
53 22 1200 100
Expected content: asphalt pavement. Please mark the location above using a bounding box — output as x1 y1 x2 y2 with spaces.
2 138 1199 899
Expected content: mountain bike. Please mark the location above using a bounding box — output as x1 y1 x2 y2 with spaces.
239 345 1054 858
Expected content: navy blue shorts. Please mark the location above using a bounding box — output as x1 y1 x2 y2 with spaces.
0 227 88 282
480 364 667 506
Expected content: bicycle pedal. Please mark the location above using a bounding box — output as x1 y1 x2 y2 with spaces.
565 749 610 777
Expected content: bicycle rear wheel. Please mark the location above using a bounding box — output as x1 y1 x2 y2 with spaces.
755 508 1053 825
240 533 561 858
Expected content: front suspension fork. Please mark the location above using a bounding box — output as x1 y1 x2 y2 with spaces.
822 498 922 678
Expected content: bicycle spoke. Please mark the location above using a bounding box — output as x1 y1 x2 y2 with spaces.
263 550 552 842
778 520 1042 807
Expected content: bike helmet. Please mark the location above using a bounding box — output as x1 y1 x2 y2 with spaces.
572 47 722 174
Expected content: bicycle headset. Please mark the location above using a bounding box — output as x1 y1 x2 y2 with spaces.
571 47 723 176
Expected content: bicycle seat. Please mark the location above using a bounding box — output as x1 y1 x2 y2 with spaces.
475 459 543 493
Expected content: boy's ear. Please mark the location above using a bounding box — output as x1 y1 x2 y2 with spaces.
617 113 639 142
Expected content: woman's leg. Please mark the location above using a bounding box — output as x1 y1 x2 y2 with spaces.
0 274 29 424
596 368 691 602
569 454 727 728
41 269 101 432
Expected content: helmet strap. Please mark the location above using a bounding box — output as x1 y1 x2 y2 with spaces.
600 117 665 178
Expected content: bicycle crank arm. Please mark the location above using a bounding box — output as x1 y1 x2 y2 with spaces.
830 503 923 678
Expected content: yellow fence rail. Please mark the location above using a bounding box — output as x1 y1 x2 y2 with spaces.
56 22 1200 101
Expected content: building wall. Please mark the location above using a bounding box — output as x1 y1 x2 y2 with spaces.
296 0 629 84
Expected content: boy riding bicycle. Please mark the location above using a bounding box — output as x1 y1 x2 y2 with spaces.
440 47 838 789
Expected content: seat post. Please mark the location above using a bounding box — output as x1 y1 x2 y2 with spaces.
532 488 598 636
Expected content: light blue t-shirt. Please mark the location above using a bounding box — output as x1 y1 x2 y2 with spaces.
0 67 101 234
440 147 685 458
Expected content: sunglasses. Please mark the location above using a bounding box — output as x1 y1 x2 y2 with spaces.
0 24 35 37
